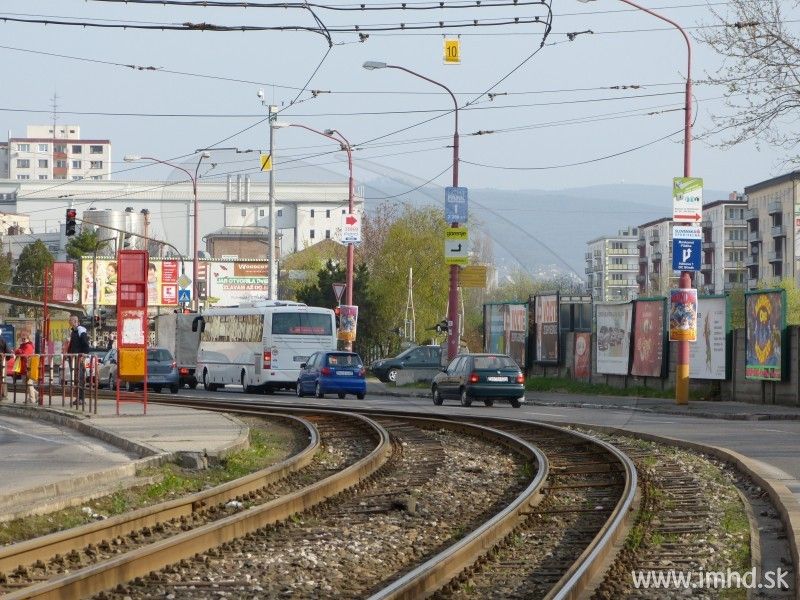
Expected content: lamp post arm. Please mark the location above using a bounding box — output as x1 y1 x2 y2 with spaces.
139 156 194 184
386 64 459 186
617 0 691 176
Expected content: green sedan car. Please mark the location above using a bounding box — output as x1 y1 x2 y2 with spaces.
431 353 525 408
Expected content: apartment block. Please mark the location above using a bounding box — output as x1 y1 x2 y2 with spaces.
585 226 640 302
699 194 748 294
636 218 677 296
6 125 111 180
744 171 800 288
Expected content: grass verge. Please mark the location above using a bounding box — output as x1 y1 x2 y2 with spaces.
524 377 708 400
0 424 296 546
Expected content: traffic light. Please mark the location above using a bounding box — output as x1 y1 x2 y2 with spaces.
93 315 101 328
434 320 449 334
65 209 77 237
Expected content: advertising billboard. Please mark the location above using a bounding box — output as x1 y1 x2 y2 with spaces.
688 295 728 380
631 298 667 378
483 302 527 369
745 289 786 381
669 288 698 342
82 258 184 307
534 293 559 364
205 261 268 307
595 302 632 375
573 332 592 380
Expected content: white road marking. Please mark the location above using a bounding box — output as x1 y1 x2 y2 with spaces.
0 423 69 445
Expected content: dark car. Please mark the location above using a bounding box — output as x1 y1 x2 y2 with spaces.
371 345 442 383
296 351 366 399
431 353 525 408
101 347 180 394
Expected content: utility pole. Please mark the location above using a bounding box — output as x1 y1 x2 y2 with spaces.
268 105 278 300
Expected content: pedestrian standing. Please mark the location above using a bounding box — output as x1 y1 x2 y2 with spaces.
67 315 91 406
14 330 37 404
0 330 10 400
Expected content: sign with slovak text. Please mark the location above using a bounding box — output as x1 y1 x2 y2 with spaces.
341 213 362 243
445 187 468 223
673 176 703 222
445 227 469 265
672 225 702 271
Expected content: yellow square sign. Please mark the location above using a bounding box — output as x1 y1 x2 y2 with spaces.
444 38 461 64
118 348 146 378
260 153 273 172
460 265 487 288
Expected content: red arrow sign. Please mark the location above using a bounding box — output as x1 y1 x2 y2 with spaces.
345 214 358 225
674 214 701 221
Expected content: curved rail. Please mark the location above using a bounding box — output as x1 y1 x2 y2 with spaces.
5 411 392 600
369 418 549 600
0 412 318 575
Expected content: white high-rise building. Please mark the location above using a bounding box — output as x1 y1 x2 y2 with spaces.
585 227 640 302
5 125 111 181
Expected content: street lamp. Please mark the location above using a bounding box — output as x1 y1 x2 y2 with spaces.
578 0 694 404
124 152 210 311
364 60 462 362
279 123 356 350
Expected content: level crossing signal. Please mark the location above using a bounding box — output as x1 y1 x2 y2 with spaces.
65 209 77 237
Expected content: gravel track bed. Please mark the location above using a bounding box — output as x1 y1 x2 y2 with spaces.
436 423 626 599
95 421 529 599
0 413 374 595
587 431 794 599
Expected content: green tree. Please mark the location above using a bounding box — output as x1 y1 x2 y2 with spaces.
0 248 12 294
12 240 54 316
65 229 103 261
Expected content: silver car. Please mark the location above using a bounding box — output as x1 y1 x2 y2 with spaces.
100 347 180 394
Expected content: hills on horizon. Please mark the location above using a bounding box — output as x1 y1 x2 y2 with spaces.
362 180 732 278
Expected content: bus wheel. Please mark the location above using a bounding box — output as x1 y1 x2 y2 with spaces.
204 370 218 392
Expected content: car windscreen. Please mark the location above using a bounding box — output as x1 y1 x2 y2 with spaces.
472 356 518 370
147 349 173 362
272 312 333 336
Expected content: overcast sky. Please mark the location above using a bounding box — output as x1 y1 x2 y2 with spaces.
0 1 793 199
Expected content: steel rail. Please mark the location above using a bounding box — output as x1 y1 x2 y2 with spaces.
142 399 638 599
368 417 549 600
5 410 391 600
0 413 318 575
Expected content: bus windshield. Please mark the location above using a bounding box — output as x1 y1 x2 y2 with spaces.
272 312 333 336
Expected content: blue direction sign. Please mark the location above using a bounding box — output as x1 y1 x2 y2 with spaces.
672 225 702 271
445 186 468 223
178 288 191 304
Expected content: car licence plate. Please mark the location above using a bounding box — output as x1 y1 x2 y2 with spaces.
337 371 353 376
487 376 508 382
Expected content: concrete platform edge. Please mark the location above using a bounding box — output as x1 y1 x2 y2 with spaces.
542 420 800 595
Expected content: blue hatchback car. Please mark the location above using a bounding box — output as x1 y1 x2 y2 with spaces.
296 351 366 399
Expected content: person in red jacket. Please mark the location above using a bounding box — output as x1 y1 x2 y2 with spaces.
14 330 37 404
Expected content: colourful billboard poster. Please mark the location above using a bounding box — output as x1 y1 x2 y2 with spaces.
482 302 527 368
689 296 728 380
535 294 559 364
631 298 666 378
206 261 268 306
669 288 698 342
337 305 358 343
595 302 632 375
82 258 191 307
573 332 592 380
745 289 786 381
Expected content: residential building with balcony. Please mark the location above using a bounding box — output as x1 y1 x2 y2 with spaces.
6 125 111 181
699 194 748 294
585 226 640 302
743 171 800 288
636 217 676 296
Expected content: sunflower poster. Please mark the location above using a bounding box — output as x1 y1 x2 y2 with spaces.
745 289 786 381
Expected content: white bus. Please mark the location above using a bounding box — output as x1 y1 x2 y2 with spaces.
195 301 337 393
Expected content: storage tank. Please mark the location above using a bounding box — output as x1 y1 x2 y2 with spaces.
81 208 147 251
